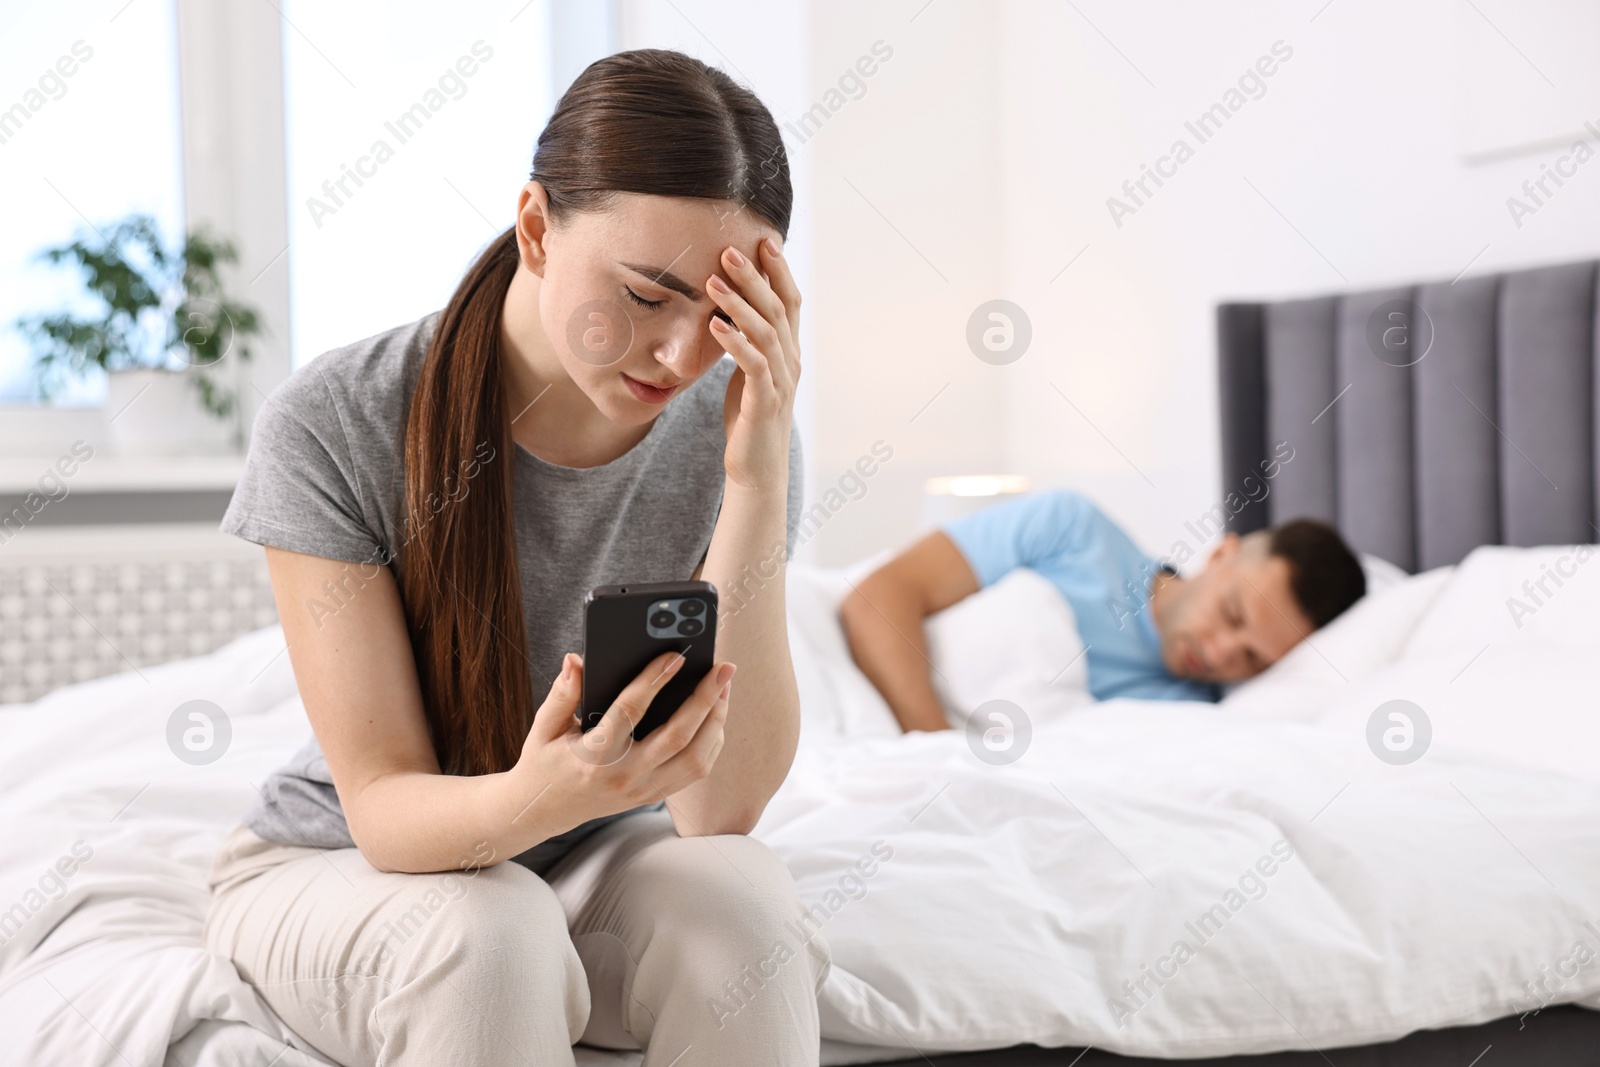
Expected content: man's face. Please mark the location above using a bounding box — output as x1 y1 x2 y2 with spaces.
1153 535 1313 683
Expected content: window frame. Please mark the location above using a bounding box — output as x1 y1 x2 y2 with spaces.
0 0 292 457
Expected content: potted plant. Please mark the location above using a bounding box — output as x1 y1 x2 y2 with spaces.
15 213 265 455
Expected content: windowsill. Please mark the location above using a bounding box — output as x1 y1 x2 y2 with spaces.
0 520 259 559
0 454 244 495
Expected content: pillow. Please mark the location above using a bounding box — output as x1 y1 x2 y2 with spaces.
924 567 1093 728
1400 544 1600 659
784 557 1094 738
1219 565 1453 722
1360 552 1410 595
785 562 901 738
1289 545 1600 784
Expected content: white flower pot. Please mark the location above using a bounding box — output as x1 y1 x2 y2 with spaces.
104 368 235 456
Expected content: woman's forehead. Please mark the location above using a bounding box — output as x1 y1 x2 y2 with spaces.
573 192 779 252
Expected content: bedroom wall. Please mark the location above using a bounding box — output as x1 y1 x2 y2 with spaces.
803 0 1600 566
803 0 1010 564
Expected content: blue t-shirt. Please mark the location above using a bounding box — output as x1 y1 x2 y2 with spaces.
943 489 1219 703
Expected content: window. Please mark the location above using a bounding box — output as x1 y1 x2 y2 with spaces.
0 1 186 405
281 0 553 367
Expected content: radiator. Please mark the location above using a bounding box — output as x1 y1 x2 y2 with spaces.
0 523 279 705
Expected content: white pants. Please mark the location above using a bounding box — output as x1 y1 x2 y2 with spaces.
203 809 831 1066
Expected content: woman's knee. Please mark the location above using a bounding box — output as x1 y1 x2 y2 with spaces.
651 834 830 987
403 861 575 971
661 834 795 902
385 862 590 1034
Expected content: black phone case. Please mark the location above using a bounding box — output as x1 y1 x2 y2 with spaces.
580 580 718 741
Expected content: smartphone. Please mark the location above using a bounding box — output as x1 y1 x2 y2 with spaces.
580 580 718 741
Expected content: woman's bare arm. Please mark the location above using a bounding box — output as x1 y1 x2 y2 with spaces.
838 531 979 733
264 546 547 872
668 483 798 836
660 237 805 837
263 545 729 873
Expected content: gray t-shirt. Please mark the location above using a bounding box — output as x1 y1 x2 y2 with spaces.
221 309 802 875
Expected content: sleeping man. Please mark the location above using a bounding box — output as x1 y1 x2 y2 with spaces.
838 489 1366 732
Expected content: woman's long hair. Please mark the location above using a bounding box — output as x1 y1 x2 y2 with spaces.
399 50 792 777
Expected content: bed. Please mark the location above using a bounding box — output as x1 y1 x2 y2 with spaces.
2 258 1598 1065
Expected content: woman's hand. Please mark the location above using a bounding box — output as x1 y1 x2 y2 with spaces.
707 237 802 493
501 650 735 841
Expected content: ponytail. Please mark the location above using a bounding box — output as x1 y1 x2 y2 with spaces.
400 226 528 775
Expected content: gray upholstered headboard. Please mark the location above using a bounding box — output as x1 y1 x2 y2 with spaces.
1217 259 1598 573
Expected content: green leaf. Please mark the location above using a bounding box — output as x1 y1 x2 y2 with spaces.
14 212 268 428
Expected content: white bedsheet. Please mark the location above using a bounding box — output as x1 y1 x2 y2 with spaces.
2 546 1597 1065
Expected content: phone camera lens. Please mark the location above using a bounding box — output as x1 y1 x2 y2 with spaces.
679 598 705 617
650 610 675 629
677 617 704 636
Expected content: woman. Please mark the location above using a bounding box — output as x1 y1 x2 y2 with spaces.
203 49 826 1066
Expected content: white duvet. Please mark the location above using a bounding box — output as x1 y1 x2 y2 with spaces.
1 545 1597 1066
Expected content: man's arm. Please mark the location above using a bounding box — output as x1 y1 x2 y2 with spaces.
838 531 980 732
